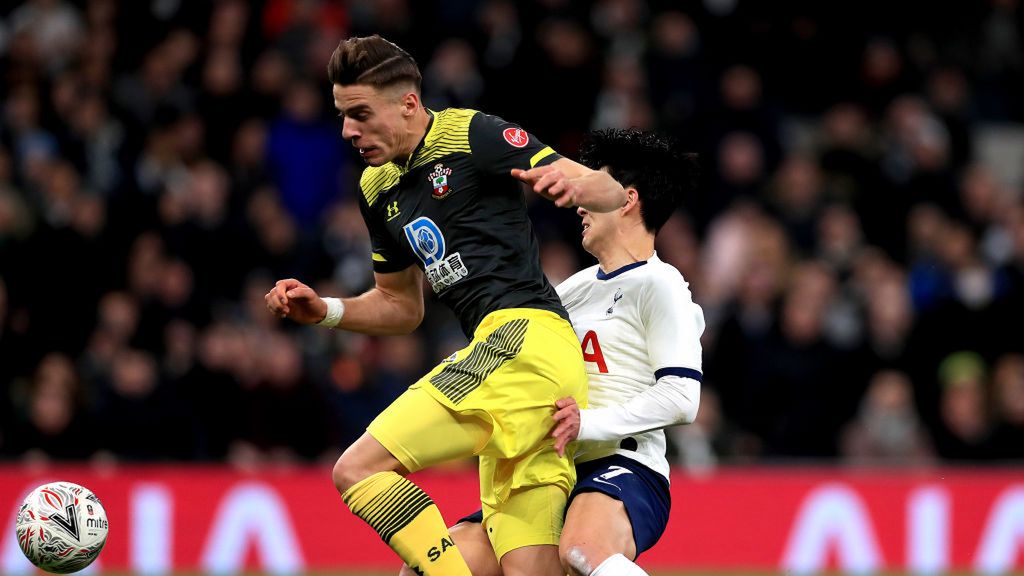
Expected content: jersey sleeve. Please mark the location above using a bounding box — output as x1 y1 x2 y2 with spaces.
468 112 563 177
640 272 705 380
357 191 415 274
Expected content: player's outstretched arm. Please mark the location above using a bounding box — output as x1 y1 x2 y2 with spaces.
265 265 425 335
512 158 626 212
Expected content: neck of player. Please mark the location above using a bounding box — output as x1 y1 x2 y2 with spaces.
596 221 655 274
394 107 432 165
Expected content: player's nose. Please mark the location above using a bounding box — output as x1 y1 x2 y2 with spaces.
341 118 360 140
577 206 588 217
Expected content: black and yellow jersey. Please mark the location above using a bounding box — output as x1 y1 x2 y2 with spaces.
357 108 567 337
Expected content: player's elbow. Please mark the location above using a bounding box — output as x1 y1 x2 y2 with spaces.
391 301 424 334
378 291 424 335
675 389 700 425
677 401 699 425
664 382 700 426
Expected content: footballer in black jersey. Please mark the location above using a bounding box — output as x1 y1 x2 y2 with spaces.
265 35 626 576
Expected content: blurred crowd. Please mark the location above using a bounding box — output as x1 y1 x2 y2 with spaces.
1 0 1023 468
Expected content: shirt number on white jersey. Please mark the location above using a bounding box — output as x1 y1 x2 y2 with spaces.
581 330 608 373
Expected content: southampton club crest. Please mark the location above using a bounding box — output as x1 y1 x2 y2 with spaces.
429 163 453 199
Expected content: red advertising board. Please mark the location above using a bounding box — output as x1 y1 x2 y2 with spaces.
2 465 1023 573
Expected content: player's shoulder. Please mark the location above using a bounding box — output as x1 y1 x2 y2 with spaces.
466 109 526 139
556 265 601 297
636 255 693 297
644 255 687 282
359 164 402 207
434 107 479 130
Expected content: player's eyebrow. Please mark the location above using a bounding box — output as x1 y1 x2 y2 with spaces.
337 103 370 117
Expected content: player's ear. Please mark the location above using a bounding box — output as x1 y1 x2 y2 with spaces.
621 187 639 213
400 89 420 117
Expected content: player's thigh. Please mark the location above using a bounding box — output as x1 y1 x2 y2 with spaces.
561 492 637 563
398 521 501 576
500 544 561 576
452 521 503 576
484 483 566 564
366 385 490 473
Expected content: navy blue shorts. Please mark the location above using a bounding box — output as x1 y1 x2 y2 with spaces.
456 455 671 559
568 455 671 557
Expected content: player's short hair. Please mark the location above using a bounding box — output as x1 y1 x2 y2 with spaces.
327 35 422 92
580 128 699 233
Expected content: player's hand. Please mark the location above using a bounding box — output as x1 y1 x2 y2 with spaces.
512 166 581 208
551 397 581 457
265 278 328 325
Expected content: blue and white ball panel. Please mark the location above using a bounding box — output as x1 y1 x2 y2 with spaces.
569 454 671 558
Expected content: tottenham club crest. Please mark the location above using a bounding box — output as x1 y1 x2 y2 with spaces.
429 163 453 199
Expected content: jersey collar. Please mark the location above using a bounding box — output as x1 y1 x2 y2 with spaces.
596 260 647 280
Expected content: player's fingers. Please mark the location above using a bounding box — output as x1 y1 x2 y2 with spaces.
272 282 291 304
555 397 577 409
557 186 581 206
551 418 574 439
552 405 576 423
520 165 556 186
286 287 313 301
265 290 285 312
554 436 568 458
533 171 564 196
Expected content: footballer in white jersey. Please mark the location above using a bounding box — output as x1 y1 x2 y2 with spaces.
556 252 704 481
399 129 702 576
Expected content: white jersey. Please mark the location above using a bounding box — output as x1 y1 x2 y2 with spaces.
556 252 705 480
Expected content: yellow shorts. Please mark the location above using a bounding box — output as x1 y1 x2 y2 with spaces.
367 308 587 560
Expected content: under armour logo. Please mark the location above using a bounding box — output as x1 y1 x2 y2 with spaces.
386 201 400 221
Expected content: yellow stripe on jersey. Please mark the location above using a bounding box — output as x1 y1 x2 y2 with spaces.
529 146 555 168
360 164 402 207
409 108 475 171
372 252 387 262
429 318 529 404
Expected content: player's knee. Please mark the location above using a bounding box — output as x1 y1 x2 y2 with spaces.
561 543 606 576
331 453 371 494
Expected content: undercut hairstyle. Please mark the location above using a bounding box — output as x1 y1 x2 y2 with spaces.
327 35 422 92
579 128 699 233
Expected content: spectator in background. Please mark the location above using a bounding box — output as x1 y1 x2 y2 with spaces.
988 354 1024 460
933 351 994 460
422 39 484 110
841 370 934 466
94 348 193 460
646 11 701 141
266 80 347 230
6 353 94 461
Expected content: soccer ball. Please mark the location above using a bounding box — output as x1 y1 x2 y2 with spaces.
15 482 108 574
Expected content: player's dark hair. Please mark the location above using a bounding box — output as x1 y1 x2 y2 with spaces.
327 35 422 92
579 128 698 233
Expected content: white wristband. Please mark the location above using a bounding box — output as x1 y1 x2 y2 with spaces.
317 297 345 328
